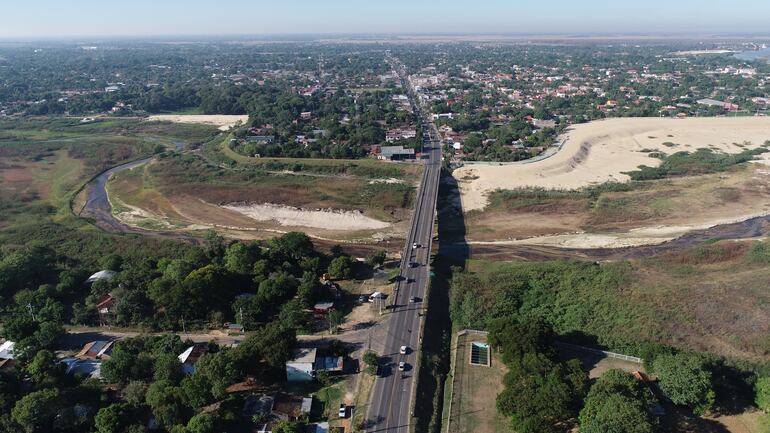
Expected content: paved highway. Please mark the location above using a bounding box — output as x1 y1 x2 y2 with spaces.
367 58 442 433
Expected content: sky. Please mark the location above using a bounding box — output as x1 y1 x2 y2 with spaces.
1 0 770 39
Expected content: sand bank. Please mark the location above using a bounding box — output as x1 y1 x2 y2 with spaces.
455 117 770 211
222 203 390 231
147 114 248 131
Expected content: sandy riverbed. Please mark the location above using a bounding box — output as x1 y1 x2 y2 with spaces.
147 114 248 131
455 117 770 211
222 203 391 231
470 210 770 249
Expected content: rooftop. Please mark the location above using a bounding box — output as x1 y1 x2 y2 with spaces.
86 270 116 284
289 347 317 364
380 146 415 156
0 341 15 359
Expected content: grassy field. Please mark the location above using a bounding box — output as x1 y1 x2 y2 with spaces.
465 164 770 243
446 330 508 433
106 136 422 242
0 117 217 228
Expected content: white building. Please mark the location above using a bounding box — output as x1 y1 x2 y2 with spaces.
286 348 317 381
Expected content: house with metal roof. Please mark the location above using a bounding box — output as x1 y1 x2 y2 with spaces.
378 145 415 161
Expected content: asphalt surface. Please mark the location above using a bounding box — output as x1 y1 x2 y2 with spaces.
366 116 442 431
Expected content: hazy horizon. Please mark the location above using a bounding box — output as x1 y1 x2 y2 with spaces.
2 0 770 39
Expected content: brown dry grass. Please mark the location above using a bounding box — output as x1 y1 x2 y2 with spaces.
0 160 38 196
630 241 770 360
447 331 509 433
466 165 770 244
109 164 186 221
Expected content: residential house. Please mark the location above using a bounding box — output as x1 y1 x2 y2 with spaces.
178 344 208 375
61 358 102 379
243 394 312 433
531 119 557 129
60 341 113 379
245 135 275 144
285 348 344 382
224 322 245 335
0 341 16 371
378 146 415 161
96 293 115 315
76 340 113 360
385 128 417 143
286 348 317 381
697 98 739 111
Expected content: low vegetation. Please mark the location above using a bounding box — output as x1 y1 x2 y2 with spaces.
142 152 416 221
626 147 769 181
451 241 770 358
469 162 770 243
450 241 770 431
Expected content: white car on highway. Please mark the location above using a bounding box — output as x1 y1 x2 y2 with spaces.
400 345 408 355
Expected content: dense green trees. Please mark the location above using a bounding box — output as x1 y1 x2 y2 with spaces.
490 318 587 433
94 403 135 433
652 353 715 414
90 322 296 432
1 230 360 332
365 251 386 268
224 86 412 159
579 369 656 433
756 377 770 413
496 353 586 433
11 388 62 433
0 372 20 413
185 412 218 433
328 256 355 279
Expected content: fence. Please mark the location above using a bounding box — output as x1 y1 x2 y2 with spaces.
555 341 643 364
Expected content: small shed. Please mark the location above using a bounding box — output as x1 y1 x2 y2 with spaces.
224 322 245 335
313 301 335 315
314 356 344 374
